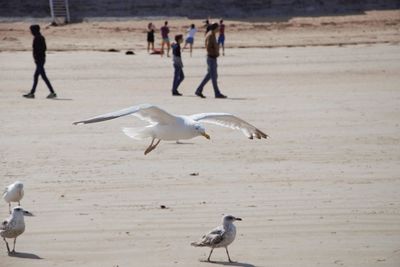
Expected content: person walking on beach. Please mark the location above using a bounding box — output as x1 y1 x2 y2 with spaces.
195 23 227 99
203 19 210 36
182 24 197 57
23 25 57 99
160 21 170 57
218 19 225 56
147 22 155 53
171 34 184 96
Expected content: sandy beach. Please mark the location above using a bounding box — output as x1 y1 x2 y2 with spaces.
0 10 399 51
1 10 400 267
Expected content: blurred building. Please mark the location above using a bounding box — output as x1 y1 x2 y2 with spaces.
0 0 398 19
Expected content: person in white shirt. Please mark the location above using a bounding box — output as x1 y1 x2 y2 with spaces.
182 24 197 57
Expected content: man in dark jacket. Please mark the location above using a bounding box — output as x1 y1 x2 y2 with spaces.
195 23 227 99
23 25 57 99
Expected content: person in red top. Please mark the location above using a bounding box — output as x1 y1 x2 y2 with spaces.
160 21 171 57
218 19 225 56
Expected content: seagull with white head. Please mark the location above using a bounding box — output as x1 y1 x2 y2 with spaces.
3 181 24 214
1 206 33 254
73 104 268 155
191 215 242 262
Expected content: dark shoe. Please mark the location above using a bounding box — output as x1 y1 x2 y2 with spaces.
215 94 227 99
23 93 35 99
172 91 182 96
47 93 57 99
195 92 206 98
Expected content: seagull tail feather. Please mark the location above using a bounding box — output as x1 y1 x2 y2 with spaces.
191 241 205 247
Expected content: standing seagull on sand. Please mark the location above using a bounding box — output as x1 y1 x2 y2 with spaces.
3 181 24 214
73 104 268 155
1 206 33 254
191 215 242 262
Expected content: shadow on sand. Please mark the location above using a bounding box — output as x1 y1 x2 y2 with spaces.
173 141 195 145
200 260 255 267
8 251 43 259
183 95 253 101
225 97 253 101
51 98 73 101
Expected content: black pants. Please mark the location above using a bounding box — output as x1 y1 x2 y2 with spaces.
30 61 55 94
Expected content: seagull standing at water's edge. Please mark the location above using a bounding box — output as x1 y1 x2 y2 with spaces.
3 181 24 214
73 104 268 155
191 215 242 262
1 206 33 254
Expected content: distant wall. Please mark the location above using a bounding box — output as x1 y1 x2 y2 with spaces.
0 0 398 19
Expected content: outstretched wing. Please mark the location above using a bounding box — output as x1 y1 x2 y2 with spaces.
190 113 268 139
73 104 177 125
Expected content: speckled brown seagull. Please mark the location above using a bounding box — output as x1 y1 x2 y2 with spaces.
191 215 242 262
1 206 33 254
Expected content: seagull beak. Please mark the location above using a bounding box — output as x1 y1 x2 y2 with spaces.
235 217 242 221
201 132 210 139
23 211 34 216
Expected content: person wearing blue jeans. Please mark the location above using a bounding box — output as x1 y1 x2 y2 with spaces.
195 23 226 99
171 34 184 96
23 24 57 99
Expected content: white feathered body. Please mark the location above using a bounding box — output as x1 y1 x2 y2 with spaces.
3 181 24 204
0 211 25 239
123 116 199 141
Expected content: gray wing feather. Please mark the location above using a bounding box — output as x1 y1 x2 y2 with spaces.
0 219 9 231
199 229 225 246
73 104 177 125
190 113 268 139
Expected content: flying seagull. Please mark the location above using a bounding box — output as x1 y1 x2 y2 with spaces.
1 206 33 254
73 104 268 155
3 181 24 214
191 215 242 262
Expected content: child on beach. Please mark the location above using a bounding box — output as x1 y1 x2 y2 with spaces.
160 21 170 57
218 19 225 56
147 22 155 53
203 18 210 35
182 24 197 57
171 34 184 96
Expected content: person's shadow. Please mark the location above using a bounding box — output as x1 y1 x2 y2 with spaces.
200 260 256 267
184 96 254 101
8 251 43 259
173 141 194 145
50 97 73 101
